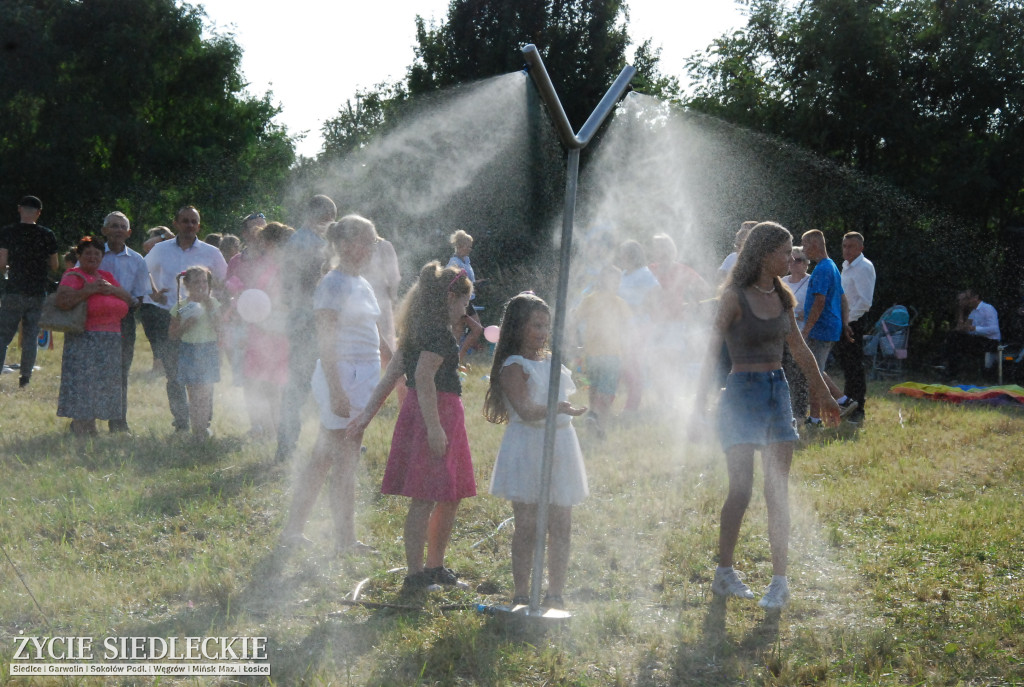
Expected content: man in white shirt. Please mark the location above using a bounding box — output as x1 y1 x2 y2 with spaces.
142 205 227 432
100 212 150 433
943 288 1000 381
835 232 875 423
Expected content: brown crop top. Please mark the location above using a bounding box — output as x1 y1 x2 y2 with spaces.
724 288 792 365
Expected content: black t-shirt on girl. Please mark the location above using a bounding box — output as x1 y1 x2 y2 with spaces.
403 327 461 394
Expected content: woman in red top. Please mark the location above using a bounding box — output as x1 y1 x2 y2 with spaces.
55 236 135 436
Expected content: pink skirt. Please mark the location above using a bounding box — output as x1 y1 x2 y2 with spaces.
244 326 289 386
381 389 476 502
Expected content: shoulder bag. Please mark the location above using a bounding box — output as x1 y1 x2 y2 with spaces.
39 273 88 334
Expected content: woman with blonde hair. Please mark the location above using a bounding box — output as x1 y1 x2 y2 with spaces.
281 215 385 553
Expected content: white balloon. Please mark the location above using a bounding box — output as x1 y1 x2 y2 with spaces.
237 288 272 323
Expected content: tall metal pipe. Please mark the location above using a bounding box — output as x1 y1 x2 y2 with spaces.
520 43 635 614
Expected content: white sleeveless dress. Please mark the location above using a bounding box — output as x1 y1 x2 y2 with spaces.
489 355 589 506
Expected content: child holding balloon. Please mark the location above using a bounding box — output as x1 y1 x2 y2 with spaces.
240 222 294 438
484 293 588 609
447 230 485 364
169 266 222 438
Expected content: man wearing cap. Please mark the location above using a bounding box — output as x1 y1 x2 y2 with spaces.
0 196 59 388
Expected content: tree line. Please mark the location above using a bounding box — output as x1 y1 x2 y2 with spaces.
685 0 1024 339
0 0 293 241
4 0 1021 342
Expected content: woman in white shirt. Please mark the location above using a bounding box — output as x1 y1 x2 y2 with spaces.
782 246 811 420
785 246 811 327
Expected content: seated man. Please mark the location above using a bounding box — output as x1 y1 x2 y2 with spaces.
943 288 1000 380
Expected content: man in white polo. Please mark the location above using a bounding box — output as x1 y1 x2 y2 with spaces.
143 205 227 432
835 232 875 424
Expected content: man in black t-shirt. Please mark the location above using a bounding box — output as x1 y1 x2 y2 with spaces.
0 196 59 388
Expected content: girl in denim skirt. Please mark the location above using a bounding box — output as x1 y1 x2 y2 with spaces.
693 222 840 610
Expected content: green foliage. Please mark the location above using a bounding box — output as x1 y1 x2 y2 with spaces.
408 0 639 131
629 39 680 100
0 0 294 245
686 0 1024 318
318 0 673 166
321 82 410 159
688 0 1024 219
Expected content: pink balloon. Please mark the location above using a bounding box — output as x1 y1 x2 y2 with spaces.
484 325 501 344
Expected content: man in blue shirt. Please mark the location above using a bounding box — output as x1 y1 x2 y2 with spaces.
800 229 844 425
100 211 150 432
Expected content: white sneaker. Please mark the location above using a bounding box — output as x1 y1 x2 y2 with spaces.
711 568 755 599
758 579 790 609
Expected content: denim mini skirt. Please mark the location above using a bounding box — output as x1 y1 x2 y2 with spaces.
717 369 799 450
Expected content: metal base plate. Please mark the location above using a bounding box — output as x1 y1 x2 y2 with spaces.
488 603 572 620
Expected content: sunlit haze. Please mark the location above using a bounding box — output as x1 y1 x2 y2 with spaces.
196 0 746 158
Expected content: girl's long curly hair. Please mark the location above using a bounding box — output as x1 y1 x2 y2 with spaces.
395 260 472 354
724 221 796 309
483 292 551 424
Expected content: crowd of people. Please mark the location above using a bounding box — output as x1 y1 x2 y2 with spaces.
7 190 995 612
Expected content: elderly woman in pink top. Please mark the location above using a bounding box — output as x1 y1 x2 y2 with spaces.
55 236 135 436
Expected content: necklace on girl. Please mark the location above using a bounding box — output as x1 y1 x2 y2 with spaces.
752 283 776 295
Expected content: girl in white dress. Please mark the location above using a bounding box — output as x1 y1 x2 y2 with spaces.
484 293 588 609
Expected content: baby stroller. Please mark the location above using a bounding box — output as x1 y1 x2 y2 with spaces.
863 304 917 379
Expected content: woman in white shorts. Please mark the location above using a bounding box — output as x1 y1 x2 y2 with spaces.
280 215 386 554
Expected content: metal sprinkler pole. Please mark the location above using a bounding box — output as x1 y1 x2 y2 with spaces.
521 44 635 614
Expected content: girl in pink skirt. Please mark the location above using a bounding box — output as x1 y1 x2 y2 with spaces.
347 261 476 590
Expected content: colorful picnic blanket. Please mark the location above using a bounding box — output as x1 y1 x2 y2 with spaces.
890 382 1024 406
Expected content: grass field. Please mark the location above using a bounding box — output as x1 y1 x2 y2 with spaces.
1 339 1023 686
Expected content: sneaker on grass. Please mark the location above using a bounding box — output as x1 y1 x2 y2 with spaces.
711 567 755 599
758 578 790 610
402 569 436 591
427 566 470 589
